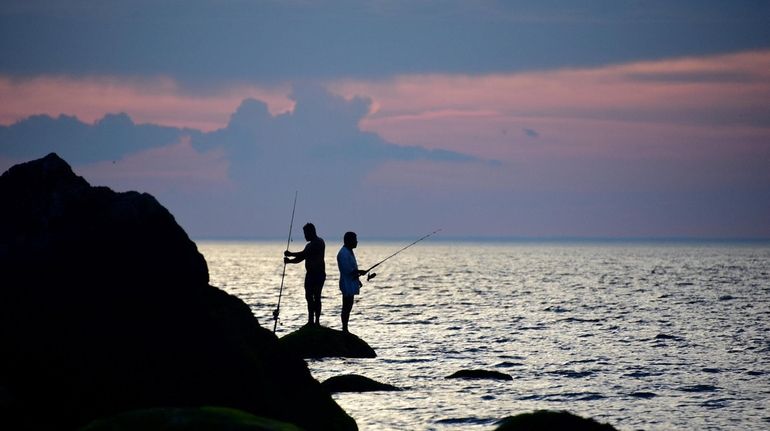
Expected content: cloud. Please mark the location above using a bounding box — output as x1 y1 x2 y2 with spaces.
0 75 293 131
2 1 768 82
331 50 770 161
186 84 485 231
2 49 769 238
0 83 485 237
78 136 229 192
0 83 479 167
0 112 196 163
192 83 480 168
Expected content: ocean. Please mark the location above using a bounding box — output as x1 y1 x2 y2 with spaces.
198 240 770 430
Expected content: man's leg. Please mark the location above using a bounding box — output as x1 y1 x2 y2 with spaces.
313 290 322 325
305 276 323 325
304 286 314 325
341 295 354 333
314 276 324 325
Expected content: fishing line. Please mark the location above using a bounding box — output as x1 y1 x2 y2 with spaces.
364 228 442 281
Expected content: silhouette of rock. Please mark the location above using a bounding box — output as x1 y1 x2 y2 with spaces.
495 410 618 431
446 369 513 381
279 324 376 359
0 154 356 431
80 407 303 431
321 374 401 393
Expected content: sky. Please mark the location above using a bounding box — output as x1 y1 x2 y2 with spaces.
1 1 769 239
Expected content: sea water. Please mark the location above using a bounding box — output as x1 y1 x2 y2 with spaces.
199 241 770 431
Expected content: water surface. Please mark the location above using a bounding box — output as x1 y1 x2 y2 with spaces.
200 241 770 430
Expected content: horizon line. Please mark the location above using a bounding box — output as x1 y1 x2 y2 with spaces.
193 236 770 244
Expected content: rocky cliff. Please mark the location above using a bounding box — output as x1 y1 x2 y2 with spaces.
0 153 356 431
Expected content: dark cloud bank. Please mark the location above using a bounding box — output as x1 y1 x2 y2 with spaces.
0 84 478 166
2 1 768 83
0 84 485 237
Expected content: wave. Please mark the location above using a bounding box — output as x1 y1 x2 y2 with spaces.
547 369 596 378
519 392 607 401
680 384 719 393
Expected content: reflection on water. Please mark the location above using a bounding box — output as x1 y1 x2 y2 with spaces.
200 241 770 430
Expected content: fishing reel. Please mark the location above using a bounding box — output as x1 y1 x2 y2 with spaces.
367 272 377 281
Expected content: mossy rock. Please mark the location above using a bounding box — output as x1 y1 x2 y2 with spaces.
279 324 376 359
322 374 401 393
446 369 512 381
79 407 304 431
495 410 618 431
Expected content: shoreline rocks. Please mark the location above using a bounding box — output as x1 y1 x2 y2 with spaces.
279 324 376 359
495 410 618 431
321 374 401 393
0 154 356 431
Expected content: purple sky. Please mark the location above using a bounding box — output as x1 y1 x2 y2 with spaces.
1 1 769 239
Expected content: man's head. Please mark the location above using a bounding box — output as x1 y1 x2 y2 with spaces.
303 223 317 241
343 231 358 249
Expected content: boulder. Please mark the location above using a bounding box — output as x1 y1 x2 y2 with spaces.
279 324 376 359
495 410 618 431
446 369 513 381
321 375 401 393
0 154 356 431
79 407 303 431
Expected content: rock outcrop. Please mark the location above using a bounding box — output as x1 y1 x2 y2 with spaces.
321 375 401 393
446 369 513 381
279 324 376 359
494 410 618 431
0 154 356 431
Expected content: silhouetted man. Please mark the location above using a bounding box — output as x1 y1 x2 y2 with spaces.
285 223 326 325
337 231 368 333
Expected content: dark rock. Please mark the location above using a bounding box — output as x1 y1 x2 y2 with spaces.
446 369 513 381
495 410 618 431
0 153 208 288
279 324 376 359
321 374 401 393
79 407 303 431
0 154 356 431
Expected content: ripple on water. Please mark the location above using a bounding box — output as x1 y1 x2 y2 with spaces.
547 369 596 379
701 398 731 409
495 362 525 368
629 392 657 399
679 384 720 393
520 392 608 402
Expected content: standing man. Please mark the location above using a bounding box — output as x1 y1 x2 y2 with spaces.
284 223 326 326
337 231 368 333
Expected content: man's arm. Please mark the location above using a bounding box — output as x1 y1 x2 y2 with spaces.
284 244 309 264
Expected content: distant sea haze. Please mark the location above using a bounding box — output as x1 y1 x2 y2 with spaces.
200 240 770 430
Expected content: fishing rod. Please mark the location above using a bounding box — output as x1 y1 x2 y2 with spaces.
273 191 298 333
364 228 442 281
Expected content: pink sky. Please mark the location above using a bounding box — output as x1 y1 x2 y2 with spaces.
0 76 294 131
2 49 768 238
3 50 768 147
